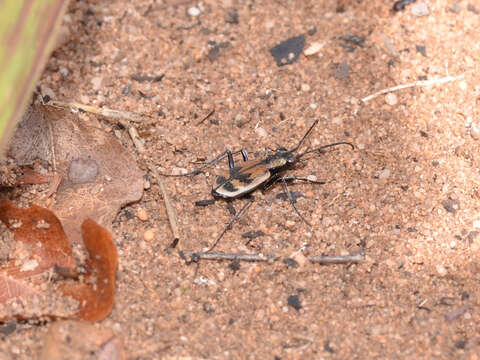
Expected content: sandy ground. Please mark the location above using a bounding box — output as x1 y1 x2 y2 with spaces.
2 0 480 358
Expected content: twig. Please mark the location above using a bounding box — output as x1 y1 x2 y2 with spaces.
46 99 146 123
47 118 56 172
309 252 364 264
361 74 465 103
45 173 62 198
128 126 146 153
180 250 365 265
149 166 181 247
45 99 149 153
196 109 215 125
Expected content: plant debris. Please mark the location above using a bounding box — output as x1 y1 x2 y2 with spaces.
270 34 305 66
0 201 117 322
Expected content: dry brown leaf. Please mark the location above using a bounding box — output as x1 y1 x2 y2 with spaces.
41 320 125 360
8 104 144 244
16 168 49 185
0 200 76 283
0 202 117 322
61 219 118 322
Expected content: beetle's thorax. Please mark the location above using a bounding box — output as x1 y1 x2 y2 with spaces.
264 149 295 170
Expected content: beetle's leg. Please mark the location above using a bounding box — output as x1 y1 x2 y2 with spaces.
227 150 235 169
226 200 237 215
195 199 216 207
207 196 254 252
261 173 281 192
279 176 325 185
241 149 249 162
280 178 311 226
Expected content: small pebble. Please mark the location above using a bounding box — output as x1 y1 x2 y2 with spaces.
59 67 69 76
270 35 305 67
307 174 317 182
91 77 103 91
459 80 467 91
473 220 480 229
234 114 245 127
137 208 149 221
287 295 302 311
378 168 391 179
143 180 151 190
285 220 296 228
442 199 459 214
467 4 479 14
411 2 430 16
283 258 299 268
41 85 56 100
448 3 461 13
415 45 427 57
143 229 155 242
255 127 267 137
436 264 447 277
304 41 323 56
293 252 308 267
470 122 480 140
187 7 201 17
450 240 457 248
335 62 350 79
301 83 311 92
385 93 398 105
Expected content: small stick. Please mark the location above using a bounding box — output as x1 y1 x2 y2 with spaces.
361 74 465 103
45 99 148 153
180 250 365 264
47 119 57 172
196 108 215 125
45 173 62 198
207 197 254 252
182 251 277 262
46 100 146 123
309 252 364 264
128 126 146 153
149 166 181 247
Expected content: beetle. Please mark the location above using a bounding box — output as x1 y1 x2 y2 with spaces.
161 120 354 250
211 119 353 199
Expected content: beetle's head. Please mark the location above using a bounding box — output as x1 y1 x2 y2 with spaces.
264 147 295 170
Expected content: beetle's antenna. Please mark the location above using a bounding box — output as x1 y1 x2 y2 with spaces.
159 149 244 177
289 119 320 153
297 141 354 160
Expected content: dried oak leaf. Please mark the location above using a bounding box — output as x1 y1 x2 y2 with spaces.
0 201 117 322
8 104 144 244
